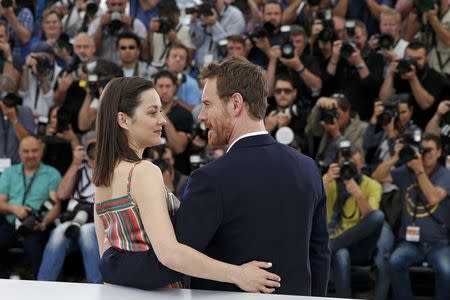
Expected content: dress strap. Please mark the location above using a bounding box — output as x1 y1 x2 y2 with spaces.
126 161 142 198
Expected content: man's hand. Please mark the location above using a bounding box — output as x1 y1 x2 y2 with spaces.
253 36 271 55
264 111 278 131
165 29 178 42
407 153 425 175
268 45 281 61
0 5 15 19
346 47 364 66
344 178 363 197
425 4 439 21
388 60 399 76
400 65 417 81
277 112 291 127
324 163 340 185
436 100 450 117
279 55 303 71
56 125 78 144
368 34 379 50
201 9 218 26
331 40 342 62
316 97 338 110
100 13 112 26
122 15 133 31
321 118 340 138
57 72 74 92
0 40 12 61
75 0 87 11
72 145 86 166
149 17 160 32
0 102 17 122
379 48 397 63
311 20 324 37
11 205 32 220
370 101 384 124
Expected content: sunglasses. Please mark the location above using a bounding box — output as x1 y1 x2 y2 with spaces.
274 88 293 95
119 45 137 51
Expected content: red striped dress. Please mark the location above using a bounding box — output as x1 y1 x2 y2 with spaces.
95 161 183 288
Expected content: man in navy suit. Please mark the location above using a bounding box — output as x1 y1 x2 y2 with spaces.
175 57 330 296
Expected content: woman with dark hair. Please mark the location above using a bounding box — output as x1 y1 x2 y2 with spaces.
93 77 281 291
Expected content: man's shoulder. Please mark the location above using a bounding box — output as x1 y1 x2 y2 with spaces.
39 163 62 179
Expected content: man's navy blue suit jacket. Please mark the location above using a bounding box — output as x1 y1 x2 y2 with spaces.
175 134 331 296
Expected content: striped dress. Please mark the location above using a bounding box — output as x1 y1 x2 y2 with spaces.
95 161 183 288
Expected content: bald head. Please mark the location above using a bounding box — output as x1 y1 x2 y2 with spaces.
73 33 96 62
19 136 43 170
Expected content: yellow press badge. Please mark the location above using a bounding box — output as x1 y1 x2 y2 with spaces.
406 226 420 242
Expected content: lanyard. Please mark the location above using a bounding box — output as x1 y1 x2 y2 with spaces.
1 113 8 156
21 165 38 206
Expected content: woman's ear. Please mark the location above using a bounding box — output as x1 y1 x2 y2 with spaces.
117 112 129 130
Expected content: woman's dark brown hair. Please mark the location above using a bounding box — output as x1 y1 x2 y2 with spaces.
93 77 155 187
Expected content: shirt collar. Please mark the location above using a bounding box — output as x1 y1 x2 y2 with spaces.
226 131 269 153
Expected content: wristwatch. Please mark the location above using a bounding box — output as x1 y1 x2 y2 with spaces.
296 65 306 74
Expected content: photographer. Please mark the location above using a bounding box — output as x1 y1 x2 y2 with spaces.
308 94 368 171
364 96 419 170
0 136 61 279
325 20 384 120
62 0 101 37
153 70 193 175
267 25 322 100
0 93 35 165
0 0 34 63
38 132 101 283
379 41 449 129
189 0 245 68
52 33 97 134
369 9 409 77
19 42 63 119
425 99 450 135
372 133 450 300
264 74 309 153
323 145 384 298
116 32 148 78
148 0 194 66
77 59 123 132
0 21 20 88
88 0 147 65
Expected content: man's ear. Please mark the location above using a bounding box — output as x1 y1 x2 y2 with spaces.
230 92 244 117
117 112 129 130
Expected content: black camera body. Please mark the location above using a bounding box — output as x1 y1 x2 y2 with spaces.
86 0 98 16
34 55 52 77
307 0 321 6
378 33 395 50
340 161 357 180
1 0 13 8
217 38 228 58
158 16 175 34
108 10 123 35
318 26 336 43
192 121 209 141
340 40 355 60
377 102 398 127
64 202 94 239
398 129 423 164
250 22 275 39
1 93 21 108
56 107 71 133
280 25 295 59
397 57 417 75
17 199 55 236
320 108 339 125
56 33 73 54
414 0 436 13
185 1 214 16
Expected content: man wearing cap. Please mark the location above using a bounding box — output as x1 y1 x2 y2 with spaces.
18 42 63 119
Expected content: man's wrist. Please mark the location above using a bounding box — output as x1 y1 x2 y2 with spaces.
10 118 19 126
296 64 306 74
415 170 425 177
356 62 366 70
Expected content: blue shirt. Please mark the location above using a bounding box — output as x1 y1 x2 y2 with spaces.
129 0 158 30
177 74 202 106
0 163 61 224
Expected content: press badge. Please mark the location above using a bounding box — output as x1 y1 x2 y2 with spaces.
0 158 11 174
406 226 420 242
204 54 214 66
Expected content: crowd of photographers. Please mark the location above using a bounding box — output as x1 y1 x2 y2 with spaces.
0 0 450 298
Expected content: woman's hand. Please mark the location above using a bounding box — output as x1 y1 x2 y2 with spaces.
235 261 281 293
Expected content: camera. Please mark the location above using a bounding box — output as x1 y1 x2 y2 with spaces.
1 0 12 8
319 108 339 125
37 116 48 137
86 0 98 16
398 128 423 164
442 111 450 127
338 140 357 180
377 102 398 126
397 57 417 75
280 25 295 59
33 55 52 77
316 9 334 29
185 0 214 16
250 22 275 39
64 202 94 239
17 199 55 236
108 9 123 35
86 142 96 160
65 54 82 74
378 33 394 50
192 121 209 141
307 0 321 6
56 107 71 133
414 0 435 13
175 72 187 84
1 93 21 108
56 33 73 54
189 154 203 171
218 38 228 58
340 40 355 59
318 26 336 43
157 16 175 35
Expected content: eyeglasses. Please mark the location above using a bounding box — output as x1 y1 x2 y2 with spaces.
119 45 137 51
274 88 293 95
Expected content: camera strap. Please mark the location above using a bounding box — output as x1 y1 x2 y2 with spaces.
159 24 183 61
34 83 40 110
21 164 38 206
436 50 450 73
